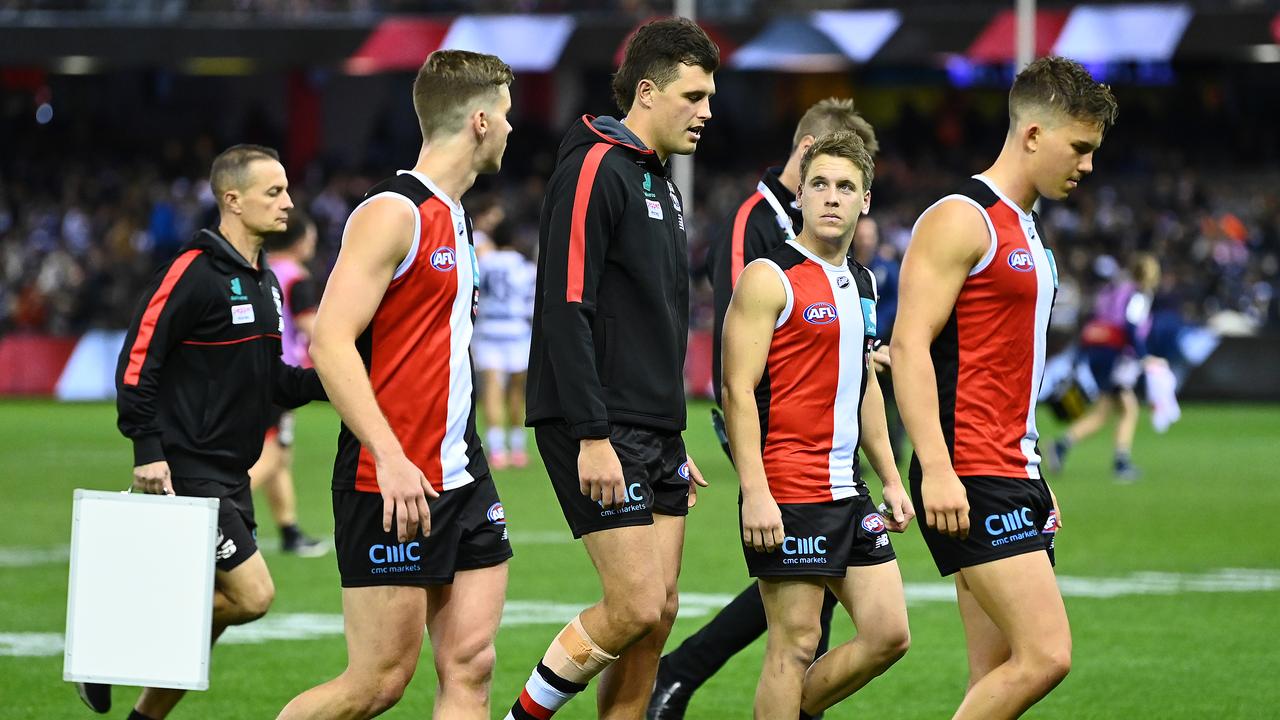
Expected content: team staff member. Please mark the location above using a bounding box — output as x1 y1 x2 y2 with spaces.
85 144 326 720
893 57 1117 719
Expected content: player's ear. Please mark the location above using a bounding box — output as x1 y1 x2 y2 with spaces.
634 78 656 110
862 190 872 215
223 189 242 215
1024 122 1042 153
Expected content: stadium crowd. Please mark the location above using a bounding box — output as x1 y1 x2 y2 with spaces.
2 102 1277 340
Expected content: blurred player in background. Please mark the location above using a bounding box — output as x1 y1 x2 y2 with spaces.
508 18 716 720
1047 252 1164 481
722 131 913 720
652 98 879 720
850 216 907 458
474 207 536 469
248 208 327 556
278 50 514 720
470 194 506 257
95 144 326 719
892 57 1117 719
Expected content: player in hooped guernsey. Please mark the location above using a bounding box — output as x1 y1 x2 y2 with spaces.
474 236 536 469
722 132 913 719
280 51 514 720
892 57 1117 719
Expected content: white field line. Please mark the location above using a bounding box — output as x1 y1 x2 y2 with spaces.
5 568 1279 658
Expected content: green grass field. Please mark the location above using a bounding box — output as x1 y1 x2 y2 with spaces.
2 399 1278 718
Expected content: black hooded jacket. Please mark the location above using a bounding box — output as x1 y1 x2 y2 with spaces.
526 115 690 439
116 228 326 486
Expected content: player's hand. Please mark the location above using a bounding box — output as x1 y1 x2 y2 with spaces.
922 468 970 539
741 490 784 553
579 438 626 508
132 460 174 495
375 451 438 542
684 453 709 508
881 481 915 533
870 346 892 372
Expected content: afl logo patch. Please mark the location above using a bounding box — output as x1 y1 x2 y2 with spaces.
803 302 838 325
861 513 887 534
430 247 457 272
486 502 506 525
1007 249 1035 272
678 462 690 480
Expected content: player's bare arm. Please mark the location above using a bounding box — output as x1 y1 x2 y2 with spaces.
722 261 787 553
860 370 914 532
891 200 988 540
310 197 439 542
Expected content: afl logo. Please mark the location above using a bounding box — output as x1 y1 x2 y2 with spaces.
678 462 690 480
862 513 887 534
430 247 457 272
486 502 506 525
803 302 838 325
1007 249 1035 272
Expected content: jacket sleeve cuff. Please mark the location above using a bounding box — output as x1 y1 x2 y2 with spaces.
132 435 165 466
568 420 612 440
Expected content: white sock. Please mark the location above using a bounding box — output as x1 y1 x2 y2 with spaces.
509 428 526 453
487 427 506 454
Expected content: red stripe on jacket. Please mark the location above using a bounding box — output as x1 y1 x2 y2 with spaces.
122 249 203 386
731 192 765 288
566 143 613 303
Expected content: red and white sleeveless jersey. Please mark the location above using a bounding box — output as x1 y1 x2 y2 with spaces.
753 240 878 504
909 175 1059 481
332 170 488 494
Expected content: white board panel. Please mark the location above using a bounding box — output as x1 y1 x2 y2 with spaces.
63 490 218 690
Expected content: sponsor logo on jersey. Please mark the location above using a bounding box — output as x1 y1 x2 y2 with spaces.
862 513 887 534
486 502 506 525
271 286 284 332
231 303 255 325
803 302 838 325
430 246 457 272
642 173 657 199
984 506 1040 547
1007 248 1036 272
861 297 877 336
646 199 664 220
229 277 247 301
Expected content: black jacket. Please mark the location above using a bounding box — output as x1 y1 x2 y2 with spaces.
526 115 690 439
706 167 801 405
116 228 326 485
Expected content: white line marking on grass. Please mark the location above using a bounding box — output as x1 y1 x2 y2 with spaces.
0 547 69 567
5 569 1279 657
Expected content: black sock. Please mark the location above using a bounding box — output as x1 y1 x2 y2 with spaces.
129 711 158 720
281 524 301 544
1115 450 1132 466
663 582 768 688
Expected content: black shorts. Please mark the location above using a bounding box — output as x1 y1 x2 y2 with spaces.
333 474 513 587
264 406 294 448
912 474 1059 577
535 422 689 539
171 477 258 572
743 494 896 578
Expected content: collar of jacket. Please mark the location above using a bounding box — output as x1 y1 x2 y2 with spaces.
193 227 267 274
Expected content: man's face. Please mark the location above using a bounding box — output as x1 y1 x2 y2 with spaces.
1030 115 1104 201
477 85 513 175
235 159 292 234
797 154 870 244
648 63 715 157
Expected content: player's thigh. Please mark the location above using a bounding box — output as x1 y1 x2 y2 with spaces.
957 552 1070 656
582 524 665 605
827 560 908 644
425 563 508 672
759 577 827 641
341 585 429 675
955 572 1010 679
651 513 686 589
215 549 273 606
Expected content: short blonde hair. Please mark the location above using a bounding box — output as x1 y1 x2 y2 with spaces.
413 50 514 141
793 98 879 156
800 130 874 190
